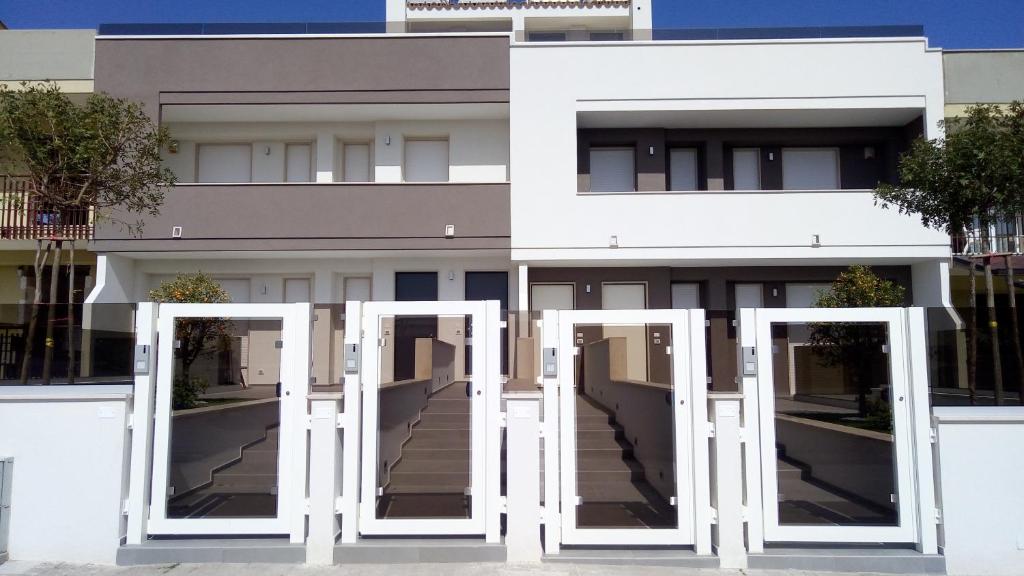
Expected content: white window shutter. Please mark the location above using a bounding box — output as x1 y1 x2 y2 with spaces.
590 147 635 192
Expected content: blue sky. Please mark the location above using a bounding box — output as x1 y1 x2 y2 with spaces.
2 0 1022 49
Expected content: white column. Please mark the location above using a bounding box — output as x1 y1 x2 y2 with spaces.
709 393 747 568
339 301 362 543
307 393 342 564
316 132 336 183
125 302 158 545
907 308 939 554
503 390 544 562
541 309 561 554
485 300 502 543
738 307 765 553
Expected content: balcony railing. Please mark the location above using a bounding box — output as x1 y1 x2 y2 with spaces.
0 176 93 241
952 232 1024 257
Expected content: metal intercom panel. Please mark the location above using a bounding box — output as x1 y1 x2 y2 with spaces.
542 347 558 378
133 345 150 375
344 343 360 375
741 346 757 376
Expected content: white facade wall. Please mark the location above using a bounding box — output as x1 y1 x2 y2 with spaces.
934 408 1024 576
0 386 132 564
509 39 948 264
163 120 509 184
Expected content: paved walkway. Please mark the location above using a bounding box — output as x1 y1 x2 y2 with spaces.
0 562 908 576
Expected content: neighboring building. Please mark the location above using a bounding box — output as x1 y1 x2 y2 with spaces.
0 28 97 380
943 49 1024 307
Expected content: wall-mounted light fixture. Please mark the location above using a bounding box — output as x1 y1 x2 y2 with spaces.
768 152 775 161
444 224 455 238
811 234 821 248
385 135 391 146
864 146 876 160
168 140 179 154
448 270 456 281
264 146 272 156
171 225 182 238
649 146 655 156
609 235 619 248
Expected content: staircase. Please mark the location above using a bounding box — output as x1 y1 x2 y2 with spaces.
168 426 279 519
574 395 676 528
380 383 471 518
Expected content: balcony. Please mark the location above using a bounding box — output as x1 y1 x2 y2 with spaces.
0 176 94 242
91 182 510 252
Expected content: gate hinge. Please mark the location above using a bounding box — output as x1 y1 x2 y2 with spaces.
122 498 130 515
334 496 345 514
498 412 508 428
707 422 716 438
929 428 937 443
500 496 508 514
710 507 719 524
303 499 311 514
741 505 750 522
935 508 942 524
738 427 748 443
126 413 134 430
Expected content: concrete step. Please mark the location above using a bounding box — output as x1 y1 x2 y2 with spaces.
418 413 471 427
387 471 471 483
577 454 645 475
576 429 625 449
333 539 505 564
401 447 472 460
220 452 278 474
390 458 470 475
577 480 652 502
431 383 471 399
404 429 470 448
386 481 470 494
422 399 471 414
544 549 718 568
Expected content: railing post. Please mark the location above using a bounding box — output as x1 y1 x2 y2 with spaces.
504 388 543 562
125 302 158 545
709 393 747 568
307 393 342 565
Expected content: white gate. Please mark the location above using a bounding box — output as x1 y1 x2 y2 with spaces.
544 309 711 548
741 307 936 547
146 303 311 538
356 300 502 538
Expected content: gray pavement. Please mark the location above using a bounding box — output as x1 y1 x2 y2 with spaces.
0 562 921 576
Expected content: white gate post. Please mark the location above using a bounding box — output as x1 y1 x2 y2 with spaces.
907 307 939 554
504 388 544 562
339 301 362 544
485 300 503 544
737 307 765 553
307 393 342 564
709 393 747 568
125 302 158 545
541 309 561 555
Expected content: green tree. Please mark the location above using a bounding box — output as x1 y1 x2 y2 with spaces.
0 82 175 384
809 265 906 418
149 273 231 409
875 102 1024 405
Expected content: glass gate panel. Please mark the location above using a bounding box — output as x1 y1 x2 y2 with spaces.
754 308 916 543
359 301 490 536
374 313 471 520
166 317 283 520
573 321 677 530
557 310 704 546
148 303 306 536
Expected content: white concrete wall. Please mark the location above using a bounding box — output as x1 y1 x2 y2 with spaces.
509 38 948 264
163 120 508 184
0 386 132 564
934 407 1024 576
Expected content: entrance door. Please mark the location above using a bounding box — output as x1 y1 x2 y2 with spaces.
148 303 310 537
752 307 918 543
553 309 709 546
358 300 500 536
